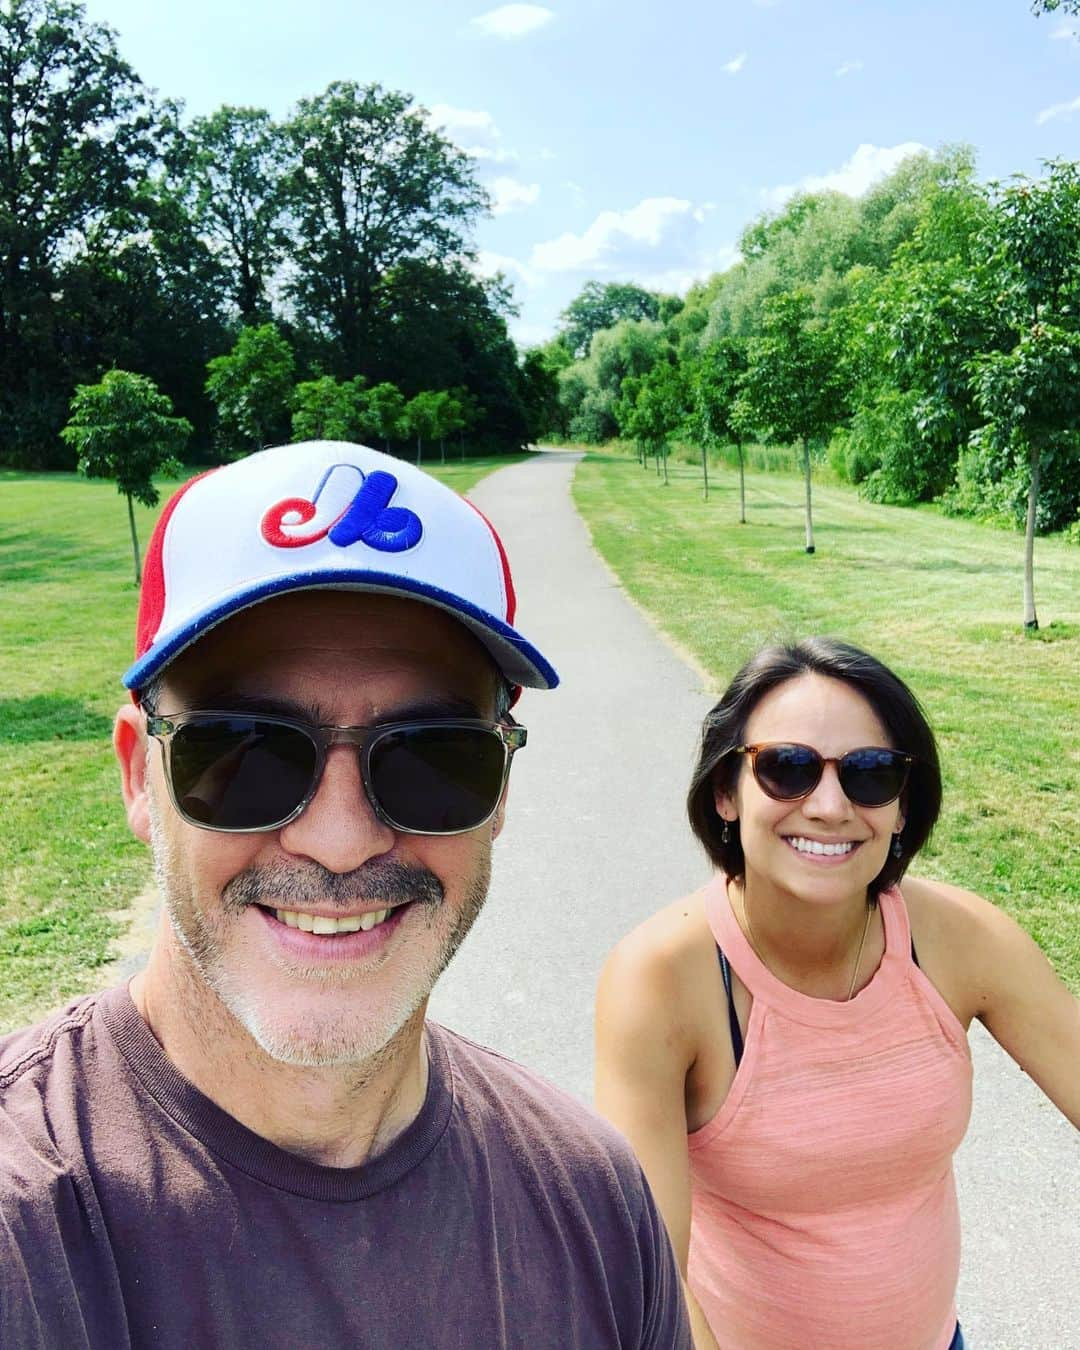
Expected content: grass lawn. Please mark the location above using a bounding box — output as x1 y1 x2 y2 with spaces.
573 450 1080 990
0 453 526 1033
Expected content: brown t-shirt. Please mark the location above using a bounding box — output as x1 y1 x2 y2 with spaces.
0 986 689 1349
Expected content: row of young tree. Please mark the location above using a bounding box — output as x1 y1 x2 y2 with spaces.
535 149 1080 628
59 329 490 582
0 0 553 468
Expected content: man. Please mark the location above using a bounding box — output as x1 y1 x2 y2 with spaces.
0 443 690 1348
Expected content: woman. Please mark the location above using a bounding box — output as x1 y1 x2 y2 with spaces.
595 638 1079 1350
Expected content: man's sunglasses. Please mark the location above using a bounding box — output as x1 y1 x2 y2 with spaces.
144 710 527 836
731 742 913 808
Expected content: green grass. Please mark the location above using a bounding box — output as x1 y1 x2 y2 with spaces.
573 451 1080 990
0 453 525 1032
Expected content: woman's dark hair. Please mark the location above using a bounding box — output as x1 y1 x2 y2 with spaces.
687 637 942 899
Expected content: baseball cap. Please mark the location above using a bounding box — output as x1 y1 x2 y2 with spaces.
122 441 559 695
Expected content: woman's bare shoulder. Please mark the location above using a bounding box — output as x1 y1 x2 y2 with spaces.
599 890 717 1019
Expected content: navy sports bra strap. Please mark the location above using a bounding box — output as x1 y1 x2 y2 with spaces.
716 945 744 1068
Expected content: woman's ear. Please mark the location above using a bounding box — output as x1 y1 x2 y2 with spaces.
114 705 152 844
713 783 738 823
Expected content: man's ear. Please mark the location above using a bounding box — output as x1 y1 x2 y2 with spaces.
490 781 510 841
114 705 152 844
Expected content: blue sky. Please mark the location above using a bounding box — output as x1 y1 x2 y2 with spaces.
84 0 1080 346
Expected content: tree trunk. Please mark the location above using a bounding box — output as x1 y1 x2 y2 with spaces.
440 437 446 464
737 442 746 524
702 442 709 502
1023 443 1040 630
416 432 422 465
803 439 815 553
655 445 661 477
662 443 669 486
127 494 142 585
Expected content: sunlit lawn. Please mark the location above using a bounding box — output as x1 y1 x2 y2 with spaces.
0 453 526 1032
573 450 1080 990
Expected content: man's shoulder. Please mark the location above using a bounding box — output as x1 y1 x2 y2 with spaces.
0 992 108 1188
0 993 102 1090
430 1022 644 1196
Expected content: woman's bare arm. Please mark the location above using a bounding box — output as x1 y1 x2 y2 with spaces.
906 876 1080 1127
596 924 723 1350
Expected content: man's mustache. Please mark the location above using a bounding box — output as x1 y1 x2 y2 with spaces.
222 859 444 914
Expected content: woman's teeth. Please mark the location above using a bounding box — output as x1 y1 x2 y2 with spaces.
273 908 392 934
787 838 855 856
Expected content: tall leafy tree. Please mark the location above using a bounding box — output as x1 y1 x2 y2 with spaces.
558 281 661 359
284 82 488 374
741 291 848 552
61 370 190 581
690 338 749 510
178 106 290 323
967 161 1080 628
205 323 295 455
0 0 157 463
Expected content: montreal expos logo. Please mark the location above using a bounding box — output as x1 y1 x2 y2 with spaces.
260 464 423 553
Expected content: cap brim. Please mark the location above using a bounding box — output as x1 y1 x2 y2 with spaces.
122 569 559 694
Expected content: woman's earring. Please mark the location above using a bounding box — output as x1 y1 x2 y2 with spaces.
721 820 731 845
892 831 903 859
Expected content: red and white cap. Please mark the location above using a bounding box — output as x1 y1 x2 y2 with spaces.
123 441 558 695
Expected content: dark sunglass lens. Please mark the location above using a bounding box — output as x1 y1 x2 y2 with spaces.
369 726 505 833
754 744 822 799
840 749 908 806
169 718 316 829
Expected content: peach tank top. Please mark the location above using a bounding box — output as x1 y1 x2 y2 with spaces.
687 877 973 1350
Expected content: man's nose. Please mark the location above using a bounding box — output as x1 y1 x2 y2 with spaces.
277 744 395 872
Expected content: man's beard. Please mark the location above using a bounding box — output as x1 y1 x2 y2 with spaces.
147 794 491 1068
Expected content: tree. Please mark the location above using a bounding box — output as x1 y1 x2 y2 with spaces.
361 381 406 451
619 358 687 486
284 82 488 373
206 323 295 454
178 106 290 323
402 390 445 464
966 162 1080 628
60 370 190 582
291 376 365 443
691 338 749 509
1032 1 1079 15
741 291 848 552
0 0 158 464
558 281 661 359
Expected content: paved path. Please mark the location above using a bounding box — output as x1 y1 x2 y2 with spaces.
428 451 1079 1350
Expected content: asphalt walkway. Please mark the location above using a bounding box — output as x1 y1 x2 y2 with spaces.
428 450 1079 1350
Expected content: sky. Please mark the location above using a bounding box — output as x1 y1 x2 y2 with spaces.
82 0 1080 347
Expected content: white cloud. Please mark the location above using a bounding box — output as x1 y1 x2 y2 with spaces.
835 59 863 77
762 141 929 207
472 4 554 38
427 103 515 164
1051 21 1080 40
1036 93 1080 124
472 250 538 288
531 197 697 272
491 176 541 214
723 52 747 74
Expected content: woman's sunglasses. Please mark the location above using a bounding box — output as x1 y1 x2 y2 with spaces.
732 742 913 807
145 710 527 836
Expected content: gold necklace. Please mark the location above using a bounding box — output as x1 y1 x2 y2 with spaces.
734 882 873 1002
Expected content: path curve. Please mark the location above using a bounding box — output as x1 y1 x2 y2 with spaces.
428 450 1078 1350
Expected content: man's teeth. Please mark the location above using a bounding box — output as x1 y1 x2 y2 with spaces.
273 908 392 934
788 838 855 856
